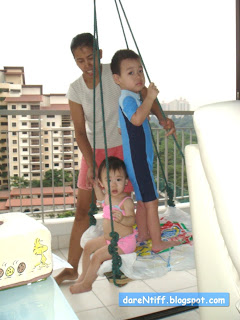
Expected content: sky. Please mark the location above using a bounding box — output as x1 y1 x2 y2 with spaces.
0 0 236 110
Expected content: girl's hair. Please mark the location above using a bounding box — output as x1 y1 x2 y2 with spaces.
98 156 128 181
111 49 140 75
70 33 97 56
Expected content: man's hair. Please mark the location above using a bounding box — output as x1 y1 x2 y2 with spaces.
98 156 128 181
70 33 97 56
111 49 140 75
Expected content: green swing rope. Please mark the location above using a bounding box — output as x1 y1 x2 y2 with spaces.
88 0 122 287
114 0 186 206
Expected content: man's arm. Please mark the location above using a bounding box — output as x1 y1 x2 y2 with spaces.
69 100 96 186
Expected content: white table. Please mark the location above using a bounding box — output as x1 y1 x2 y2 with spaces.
0 276 78 320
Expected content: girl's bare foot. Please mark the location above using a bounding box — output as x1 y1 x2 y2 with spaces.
69 281 92 294
54 268 78 285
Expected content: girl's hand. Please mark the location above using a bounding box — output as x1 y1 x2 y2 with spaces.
112 208 124 223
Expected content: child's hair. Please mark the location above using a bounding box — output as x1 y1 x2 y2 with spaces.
98 156 128 181
111 49 140 75
70 33 97 56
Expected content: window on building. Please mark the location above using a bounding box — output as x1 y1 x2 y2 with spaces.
54 147 58 150
12 132 17 136
22 139 27 143
23 156 28 160
13 140 17 144
54 163 59 167
13 148 17 153
12 123 16 127
12 115 16 119
45 164 49 168
23 174 29 177
22 122 27 126
12 105 16 109
54 131 58 133
44 139 48 143
13 157 17 161
47 122 50 126
45 155 49 160
23 148 28 152
22 131 27 135
47 115 55 118
52 122 55 126
22 105 27 109
54 138 58 142
45 147 49 151
23 165 28 169
44 131 48 134
13 166 18 170
74 146 78 150
54 155 58 158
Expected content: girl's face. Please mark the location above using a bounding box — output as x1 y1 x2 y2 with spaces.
99 168 128 197
73 46 102 82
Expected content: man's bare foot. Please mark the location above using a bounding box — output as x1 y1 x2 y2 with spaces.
69 281 92 294
152 240 181 253
54 268 78 285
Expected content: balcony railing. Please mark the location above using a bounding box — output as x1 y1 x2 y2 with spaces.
0 109 195 222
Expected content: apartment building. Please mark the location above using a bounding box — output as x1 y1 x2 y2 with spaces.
0 66 80 190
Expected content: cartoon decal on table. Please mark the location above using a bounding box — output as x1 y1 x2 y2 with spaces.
33 238 49 268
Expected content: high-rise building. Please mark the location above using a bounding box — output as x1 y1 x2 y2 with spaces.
0 66 80 190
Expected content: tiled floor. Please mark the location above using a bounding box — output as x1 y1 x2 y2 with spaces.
52 248 200 320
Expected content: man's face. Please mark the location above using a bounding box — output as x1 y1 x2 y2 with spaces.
73 46 102 81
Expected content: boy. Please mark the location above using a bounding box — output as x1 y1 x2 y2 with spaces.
111 49 179 252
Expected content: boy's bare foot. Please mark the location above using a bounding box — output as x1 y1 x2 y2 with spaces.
151 240 181 253
136 234 151 243
54 268 78 285
69 282 92 294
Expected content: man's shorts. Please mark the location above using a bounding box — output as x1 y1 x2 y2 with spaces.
77 145 133 193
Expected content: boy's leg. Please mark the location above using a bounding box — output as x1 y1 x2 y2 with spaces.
70 246 124 294
145 199 181 252
135 201 150 242
54 188 92 285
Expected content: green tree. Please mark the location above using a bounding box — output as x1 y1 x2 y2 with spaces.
10 176 29 188
43 169 73 187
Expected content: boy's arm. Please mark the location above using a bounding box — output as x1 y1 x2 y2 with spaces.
140 87 177 138
130 83 158 126
113 199 135 226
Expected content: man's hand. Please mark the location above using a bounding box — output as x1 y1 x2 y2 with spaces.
86 166 98 189
159 117 177 138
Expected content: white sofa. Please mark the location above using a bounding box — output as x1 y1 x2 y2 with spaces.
185 101 240 320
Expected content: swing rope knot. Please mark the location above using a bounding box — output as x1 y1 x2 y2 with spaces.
166 185 175 207
108 231 122 279
88 202 98 226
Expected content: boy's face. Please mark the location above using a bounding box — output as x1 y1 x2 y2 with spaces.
73 46 102 81
113 58 145 93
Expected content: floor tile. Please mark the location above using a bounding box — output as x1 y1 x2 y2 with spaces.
59 282 104 313
107 304 174 320
76 307 115 320
92 278 155 306
163 309 200 319
143 270 197 292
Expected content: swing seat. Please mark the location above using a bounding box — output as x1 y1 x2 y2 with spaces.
81 206 194 282
185 100 240 320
